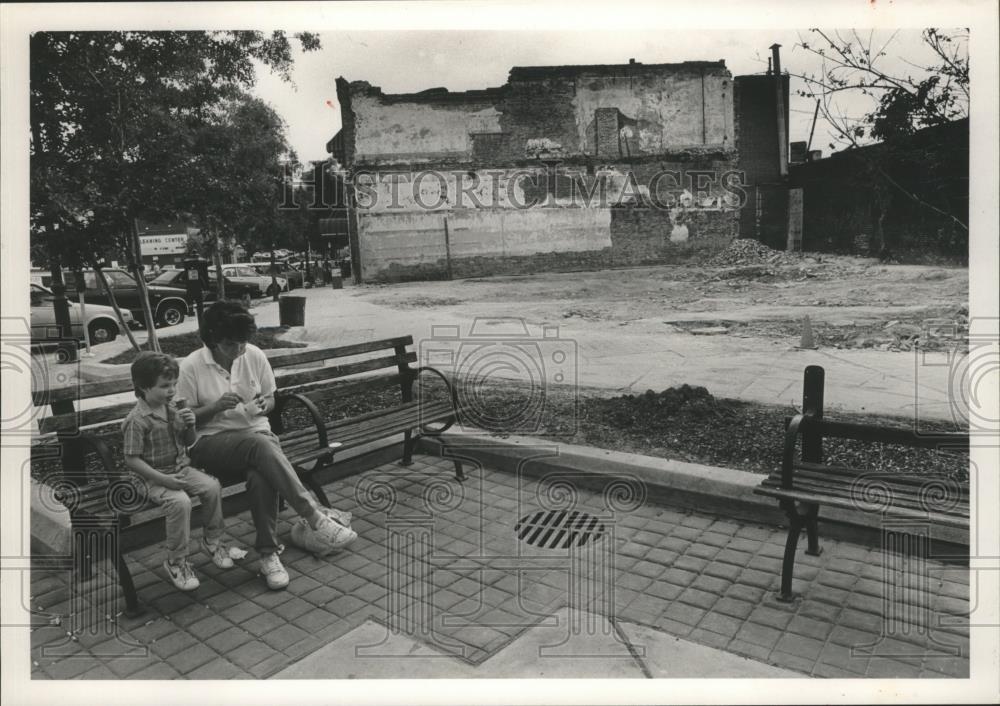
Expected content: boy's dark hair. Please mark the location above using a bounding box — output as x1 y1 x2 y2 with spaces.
130 351 179 399
199 300 257 348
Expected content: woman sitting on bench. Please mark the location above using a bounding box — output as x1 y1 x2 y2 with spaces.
177 300 356 590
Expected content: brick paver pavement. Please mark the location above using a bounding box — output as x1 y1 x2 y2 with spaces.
29 455 969 679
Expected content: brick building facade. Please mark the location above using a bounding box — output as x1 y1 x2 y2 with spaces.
330 59 788 282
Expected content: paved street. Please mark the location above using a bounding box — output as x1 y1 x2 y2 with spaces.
29 454 969 680
60 282 964 423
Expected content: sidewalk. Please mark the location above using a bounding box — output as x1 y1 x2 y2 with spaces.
29 452 969 680
66 285 963 422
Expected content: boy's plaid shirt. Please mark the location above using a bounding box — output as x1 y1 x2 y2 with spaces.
121 397 190 473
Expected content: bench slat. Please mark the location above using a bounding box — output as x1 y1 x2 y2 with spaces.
759 474 969 516
803 418 968 450
40 401 137 434
279 374 403 410
794 461 968 488
283 402 456 464
33 336 417 407
266 336 413 369
273 352 416 390
753 485 969 528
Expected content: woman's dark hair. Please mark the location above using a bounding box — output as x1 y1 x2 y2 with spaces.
199 300 257 348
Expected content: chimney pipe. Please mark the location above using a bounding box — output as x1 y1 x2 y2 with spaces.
770 43 788 178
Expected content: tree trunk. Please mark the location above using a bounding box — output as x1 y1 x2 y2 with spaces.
129 218 160 352
213 244 226 300
47 260 78 363
93 264 141 351
270 243 279 302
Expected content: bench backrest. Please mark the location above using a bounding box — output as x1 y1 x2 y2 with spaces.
33 336 417 436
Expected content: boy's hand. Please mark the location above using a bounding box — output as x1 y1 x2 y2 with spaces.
177 408 196 427
214 392 242 415
160 475 188 491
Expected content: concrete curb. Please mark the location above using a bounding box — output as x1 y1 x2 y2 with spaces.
417 432 969 553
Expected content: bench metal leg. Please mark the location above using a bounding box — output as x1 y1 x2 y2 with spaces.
302 471 333 509
115 533 143 619
400 430 415 466
778 500 804 603
804 504 823 557
436 436 465 482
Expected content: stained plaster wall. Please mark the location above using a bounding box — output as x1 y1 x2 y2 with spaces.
338 64 741 281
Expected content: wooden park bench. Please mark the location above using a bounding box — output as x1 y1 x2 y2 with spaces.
753 365 969 602
31 335 463 616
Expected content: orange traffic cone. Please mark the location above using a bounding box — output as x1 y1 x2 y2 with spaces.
797 315 817 349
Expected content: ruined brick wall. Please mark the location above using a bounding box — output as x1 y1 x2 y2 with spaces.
338 62 742 282
789 119 968 263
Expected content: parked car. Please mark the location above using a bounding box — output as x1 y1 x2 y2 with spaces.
30 283 133 345
221 265 288 295
149 267 266 300
238 261 303 290
56 269 193 329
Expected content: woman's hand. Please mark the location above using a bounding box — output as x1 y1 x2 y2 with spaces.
250 393 270 416
214 392 243 415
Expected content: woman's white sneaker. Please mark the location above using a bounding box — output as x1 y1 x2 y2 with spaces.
258 552 289 590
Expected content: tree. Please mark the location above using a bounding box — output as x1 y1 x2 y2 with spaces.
30 31 320 346
792 29 968 235
181 93 300 298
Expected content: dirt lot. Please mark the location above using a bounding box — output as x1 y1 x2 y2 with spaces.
343 241 969 476
358 240 968 352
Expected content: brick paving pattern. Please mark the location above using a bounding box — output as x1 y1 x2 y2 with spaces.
29 455 969 679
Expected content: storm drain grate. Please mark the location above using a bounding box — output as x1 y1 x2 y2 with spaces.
515 509 606 549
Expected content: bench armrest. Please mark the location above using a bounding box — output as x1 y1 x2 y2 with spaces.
781 414 808 489
408 366 460 434
271 391 329 448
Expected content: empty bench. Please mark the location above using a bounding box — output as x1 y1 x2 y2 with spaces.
31 335 462 615
753 365 969 602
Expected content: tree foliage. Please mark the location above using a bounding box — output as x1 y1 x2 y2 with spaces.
30 30 320 267
793 28 969 233
794 28 969 147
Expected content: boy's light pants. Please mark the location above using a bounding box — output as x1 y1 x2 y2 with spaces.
144 467 225 563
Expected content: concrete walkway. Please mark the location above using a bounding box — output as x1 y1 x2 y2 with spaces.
29 453 969 680
66 284 964 422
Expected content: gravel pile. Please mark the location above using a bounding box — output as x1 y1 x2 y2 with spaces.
708 238 788 266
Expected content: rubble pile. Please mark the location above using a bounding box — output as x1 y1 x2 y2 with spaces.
708 239 789 267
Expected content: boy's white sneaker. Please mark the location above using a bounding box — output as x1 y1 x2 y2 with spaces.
258 552 289 590
201 538 235 569
163 559 200 591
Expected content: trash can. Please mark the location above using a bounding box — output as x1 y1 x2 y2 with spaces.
278 295 306 327
330 275 343 290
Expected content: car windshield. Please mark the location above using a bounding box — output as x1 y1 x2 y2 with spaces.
151 270 183 285
105 270 137 287
30 284 54 305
